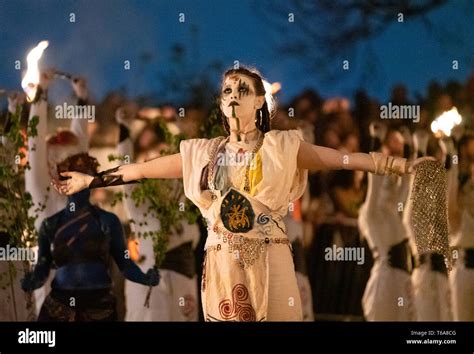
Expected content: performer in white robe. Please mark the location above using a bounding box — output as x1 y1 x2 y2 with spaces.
404 132 453 321
115 109 200 321
54 66 432 321
359 126 415 321
449 151 474 321
284 197 314 321
23 71 89 316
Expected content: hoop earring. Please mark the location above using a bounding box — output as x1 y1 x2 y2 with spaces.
255 110 262 127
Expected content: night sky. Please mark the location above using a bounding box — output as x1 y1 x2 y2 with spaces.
0 0 473 106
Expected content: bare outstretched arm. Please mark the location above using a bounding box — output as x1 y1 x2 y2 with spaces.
297 141 434 174
52 153 183 195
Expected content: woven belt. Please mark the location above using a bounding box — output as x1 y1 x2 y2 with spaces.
385 239 413 274
418 252 448 275
207 224 290 269
466 249 474 269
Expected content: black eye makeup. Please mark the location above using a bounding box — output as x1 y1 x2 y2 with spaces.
222 78 252 98
238 79 250 99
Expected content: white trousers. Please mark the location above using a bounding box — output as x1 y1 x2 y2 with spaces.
412 264 452 321
362 261 415 321
449 261 474 321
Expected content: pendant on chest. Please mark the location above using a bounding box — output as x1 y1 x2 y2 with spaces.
220 189 254 233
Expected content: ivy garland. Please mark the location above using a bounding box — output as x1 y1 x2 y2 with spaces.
0 104 41 320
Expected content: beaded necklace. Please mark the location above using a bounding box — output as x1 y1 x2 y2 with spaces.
207 132 264 200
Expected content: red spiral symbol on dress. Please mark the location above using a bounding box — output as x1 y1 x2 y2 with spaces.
237 304 256 322
218 299 234 319
233 284 249 302
218 284 256 321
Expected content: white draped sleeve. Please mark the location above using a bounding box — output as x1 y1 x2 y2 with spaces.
257 130 308 214
179 138 215 211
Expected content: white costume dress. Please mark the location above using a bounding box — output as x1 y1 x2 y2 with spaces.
450 178 474 321
404 172 453 321
118 135 200 321
180 130 308 321
284 209 314 321
358 173 415 321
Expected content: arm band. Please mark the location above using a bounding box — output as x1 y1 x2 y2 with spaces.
369 152 408 176
88 166 139 189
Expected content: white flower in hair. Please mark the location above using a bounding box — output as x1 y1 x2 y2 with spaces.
262 80 279 120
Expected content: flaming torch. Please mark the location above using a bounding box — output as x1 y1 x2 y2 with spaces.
21 41 49 102
431 107 463 138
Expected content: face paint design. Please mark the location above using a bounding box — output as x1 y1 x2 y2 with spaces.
229 101 239 118
221 74 259 123
237 79 250 99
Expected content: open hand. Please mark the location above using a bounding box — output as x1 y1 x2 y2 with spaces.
51 171 93 195
7 92 26 113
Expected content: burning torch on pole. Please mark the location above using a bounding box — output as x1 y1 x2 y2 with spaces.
21 40 49 102
431 107 463 138
16 39 52 321
21 40 78 103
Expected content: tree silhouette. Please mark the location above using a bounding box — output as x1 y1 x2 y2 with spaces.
257 0 472 84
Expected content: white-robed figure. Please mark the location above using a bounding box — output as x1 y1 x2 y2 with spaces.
23 70 90 316
283 197 314 321
358 125 415 321
449 140 474 321
114 108 200 321
53 66 431 321
403 131 453 321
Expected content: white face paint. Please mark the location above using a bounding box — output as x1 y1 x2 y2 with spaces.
220 74 263 123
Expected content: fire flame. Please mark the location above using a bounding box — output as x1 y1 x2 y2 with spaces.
21 41 49 102
431 107 462 137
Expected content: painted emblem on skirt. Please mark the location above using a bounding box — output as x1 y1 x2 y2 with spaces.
218 284 257 321
221 189 254 233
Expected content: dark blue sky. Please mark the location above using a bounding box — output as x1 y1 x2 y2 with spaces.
1 0 473 105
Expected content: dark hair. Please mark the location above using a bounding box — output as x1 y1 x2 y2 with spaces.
47 130 79 146
57 153 99 178
219 66 272 134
